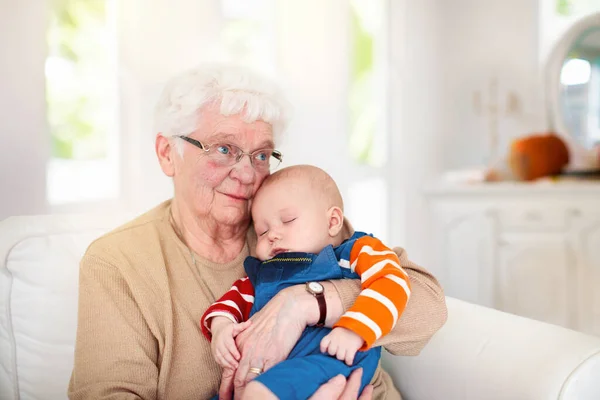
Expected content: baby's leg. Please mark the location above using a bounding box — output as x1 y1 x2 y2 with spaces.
250 349 380 400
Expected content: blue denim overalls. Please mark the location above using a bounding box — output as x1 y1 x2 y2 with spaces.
244 232 381 400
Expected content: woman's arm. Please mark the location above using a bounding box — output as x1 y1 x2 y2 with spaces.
68 254 158 400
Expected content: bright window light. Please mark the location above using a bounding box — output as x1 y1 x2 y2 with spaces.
561 58 591 85
346 177 388 243
219 0 276 76
45 0 119 206
348 0 387 167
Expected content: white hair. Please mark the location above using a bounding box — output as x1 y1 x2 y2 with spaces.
153 64 291 155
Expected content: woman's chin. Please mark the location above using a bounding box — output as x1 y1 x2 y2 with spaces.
213 208 250 227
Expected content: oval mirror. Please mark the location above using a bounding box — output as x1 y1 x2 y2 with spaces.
547 12 600 149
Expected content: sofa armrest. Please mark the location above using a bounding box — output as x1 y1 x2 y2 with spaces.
382 297 600 400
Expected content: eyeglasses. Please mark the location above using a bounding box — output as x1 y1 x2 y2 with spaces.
176 135 283 172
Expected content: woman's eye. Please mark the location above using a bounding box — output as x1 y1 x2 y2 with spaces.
216 145 231 155
255 152 268 161
283 218 297 224
259 230 268 237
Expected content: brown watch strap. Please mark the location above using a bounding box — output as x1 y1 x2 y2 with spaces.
315 292 326 327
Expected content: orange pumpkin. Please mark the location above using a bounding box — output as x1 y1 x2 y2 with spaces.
508 133 569 181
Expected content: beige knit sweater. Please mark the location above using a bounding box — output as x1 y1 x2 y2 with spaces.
68 200 447 399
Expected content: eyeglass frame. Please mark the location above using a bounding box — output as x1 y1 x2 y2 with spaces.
175 135 283 170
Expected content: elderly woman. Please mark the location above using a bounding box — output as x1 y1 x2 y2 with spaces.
68 64 447 400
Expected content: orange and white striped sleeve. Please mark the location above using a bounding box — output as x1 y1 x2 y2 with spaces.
333 235 411 350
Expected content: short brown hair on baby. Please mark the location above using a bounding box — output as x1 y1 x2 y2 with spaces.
260 165 344 211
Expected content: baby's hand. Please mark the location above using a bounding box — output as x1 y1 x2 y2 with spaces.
210 317 252 369
320 327 364 366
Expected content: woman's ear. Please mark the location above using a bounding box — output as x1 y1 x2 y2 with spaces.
156 133 176 177
327 206 344 237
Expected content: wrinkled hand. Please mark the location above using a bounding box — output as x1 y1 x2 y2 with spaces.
320 327 364 366
211 317 252 369
309 368 374 400
232 289 307 392
219 368 236 400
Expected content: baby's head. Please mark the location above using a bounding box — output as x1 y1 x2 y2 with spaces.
251 165 345 261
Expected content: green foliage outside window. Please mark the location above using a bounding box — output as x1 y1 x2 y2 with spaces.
556 0 573 16
556 0 600 16
348 5 376 165
46 0 112 159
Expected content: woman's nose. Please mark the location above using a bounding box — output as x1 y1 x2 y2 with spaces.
230 155 256 184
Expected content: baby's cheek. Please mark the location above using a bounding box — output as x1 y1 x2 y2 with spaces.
256 240 268 260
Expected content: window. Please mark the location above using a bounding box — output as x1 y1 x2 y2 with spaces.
46 0 119 205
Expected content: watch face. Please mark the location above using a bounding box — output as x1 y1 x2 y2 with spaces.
308 282 324 294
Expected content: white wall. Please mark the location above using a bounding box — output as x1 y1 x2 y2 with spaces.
387 0 444 262
432 0 600 173
437 0 546 170
0 1 49 219
387 0 561 264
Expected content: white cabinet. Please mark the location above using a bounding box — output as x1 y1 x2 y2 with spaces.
497 235 573 328
580 220 600 334
431 205 496 307
427 182 600 336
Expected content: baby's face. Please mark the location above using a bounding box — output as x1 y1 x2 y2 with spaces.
252 179 332 261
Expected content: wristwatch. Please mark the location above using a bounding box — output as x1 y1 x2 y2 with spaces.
305 282 326 327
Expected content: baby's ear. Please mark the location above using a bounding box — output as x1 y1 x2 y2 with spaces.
327 206 344 237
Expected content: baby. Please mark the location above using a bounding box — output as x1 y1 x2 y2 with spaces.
201 165 411 399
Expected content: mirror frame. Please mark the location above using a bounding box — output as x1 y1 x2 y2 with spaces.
546 11 600 147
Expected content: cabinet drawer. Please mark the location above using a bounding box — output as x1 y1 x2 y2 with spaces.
498 208 578 231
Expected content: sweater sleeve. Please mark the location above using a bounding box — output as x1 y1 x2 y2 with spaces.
329 246 448 356
68 254 158 400
333 236 411 350
200 277 255 340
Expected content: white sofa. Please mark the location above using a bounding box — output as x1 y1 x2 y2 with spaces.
1 214 599 400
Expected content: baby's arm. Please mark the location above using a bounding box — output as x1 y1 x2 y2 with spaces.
200 276 255 340
200 277 255 370
321 235 412 364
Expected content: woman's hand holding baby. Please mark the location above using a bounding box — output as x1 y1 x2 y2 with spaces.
210 317 252 369
320 327 364 366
